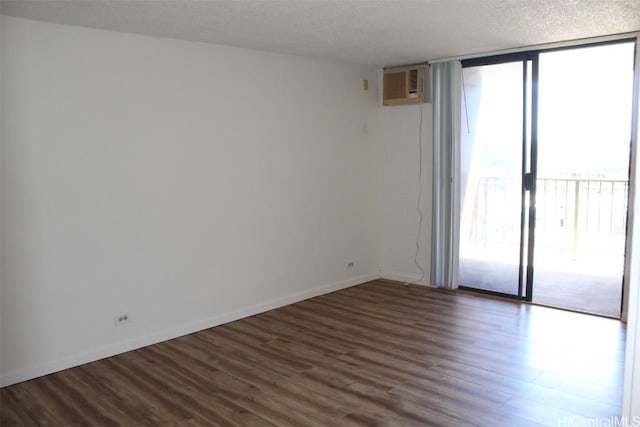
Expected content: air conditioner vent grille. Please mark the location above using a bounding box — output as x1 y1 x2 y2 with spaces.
383 66 428 106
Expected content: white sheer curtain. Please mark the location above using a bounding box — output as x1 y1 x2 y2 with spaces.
430 61 462 289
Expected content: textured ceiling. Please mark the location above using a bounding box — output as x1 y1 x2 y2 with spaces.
2 0 639 67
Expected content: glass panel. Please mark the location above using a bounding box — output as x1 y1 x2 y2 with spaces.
459 62 524 295
534 42 635 317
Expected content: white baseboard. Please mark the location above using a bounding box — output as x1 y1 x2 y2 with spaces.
0 272 379 387
380 271 434 287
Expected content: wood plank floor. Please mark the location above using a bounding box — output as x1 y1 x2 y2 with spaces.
1 279 626 426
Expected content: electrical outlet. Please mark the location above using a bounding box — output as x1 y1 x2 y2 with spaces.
114 313 131 326
347 261 354 268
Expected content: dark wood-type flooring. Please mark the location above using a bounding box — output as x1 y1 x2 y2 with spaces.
1 279 626 426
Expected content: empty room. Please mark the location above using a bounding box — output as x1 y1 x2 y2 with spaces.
1 1 640 426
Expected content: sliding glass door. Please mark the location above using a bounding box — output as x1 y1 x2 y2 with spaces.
458 56 535 299
532 42 634 317
457 40 634 316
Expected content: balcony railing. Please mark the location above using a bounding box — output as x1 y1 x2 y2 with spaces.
464 177 629 257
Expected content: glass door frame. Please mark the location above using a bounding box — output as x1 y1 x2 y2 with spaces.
458 38 636 306
459 51 538 302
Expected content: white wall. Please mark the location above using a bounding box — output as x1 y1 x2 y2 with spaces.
377 88 433 285
623 188 640 427
622 34 640 424
0 16 380 386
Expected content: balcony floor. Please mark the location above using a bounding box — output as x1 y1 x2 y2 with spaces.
460 249 623 318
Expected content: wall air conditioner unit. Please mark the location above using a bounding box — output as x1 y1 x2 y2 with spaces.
383 65 429 106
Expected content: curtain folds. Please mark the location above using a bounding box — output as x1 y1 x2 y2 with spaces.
430 61 462 289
